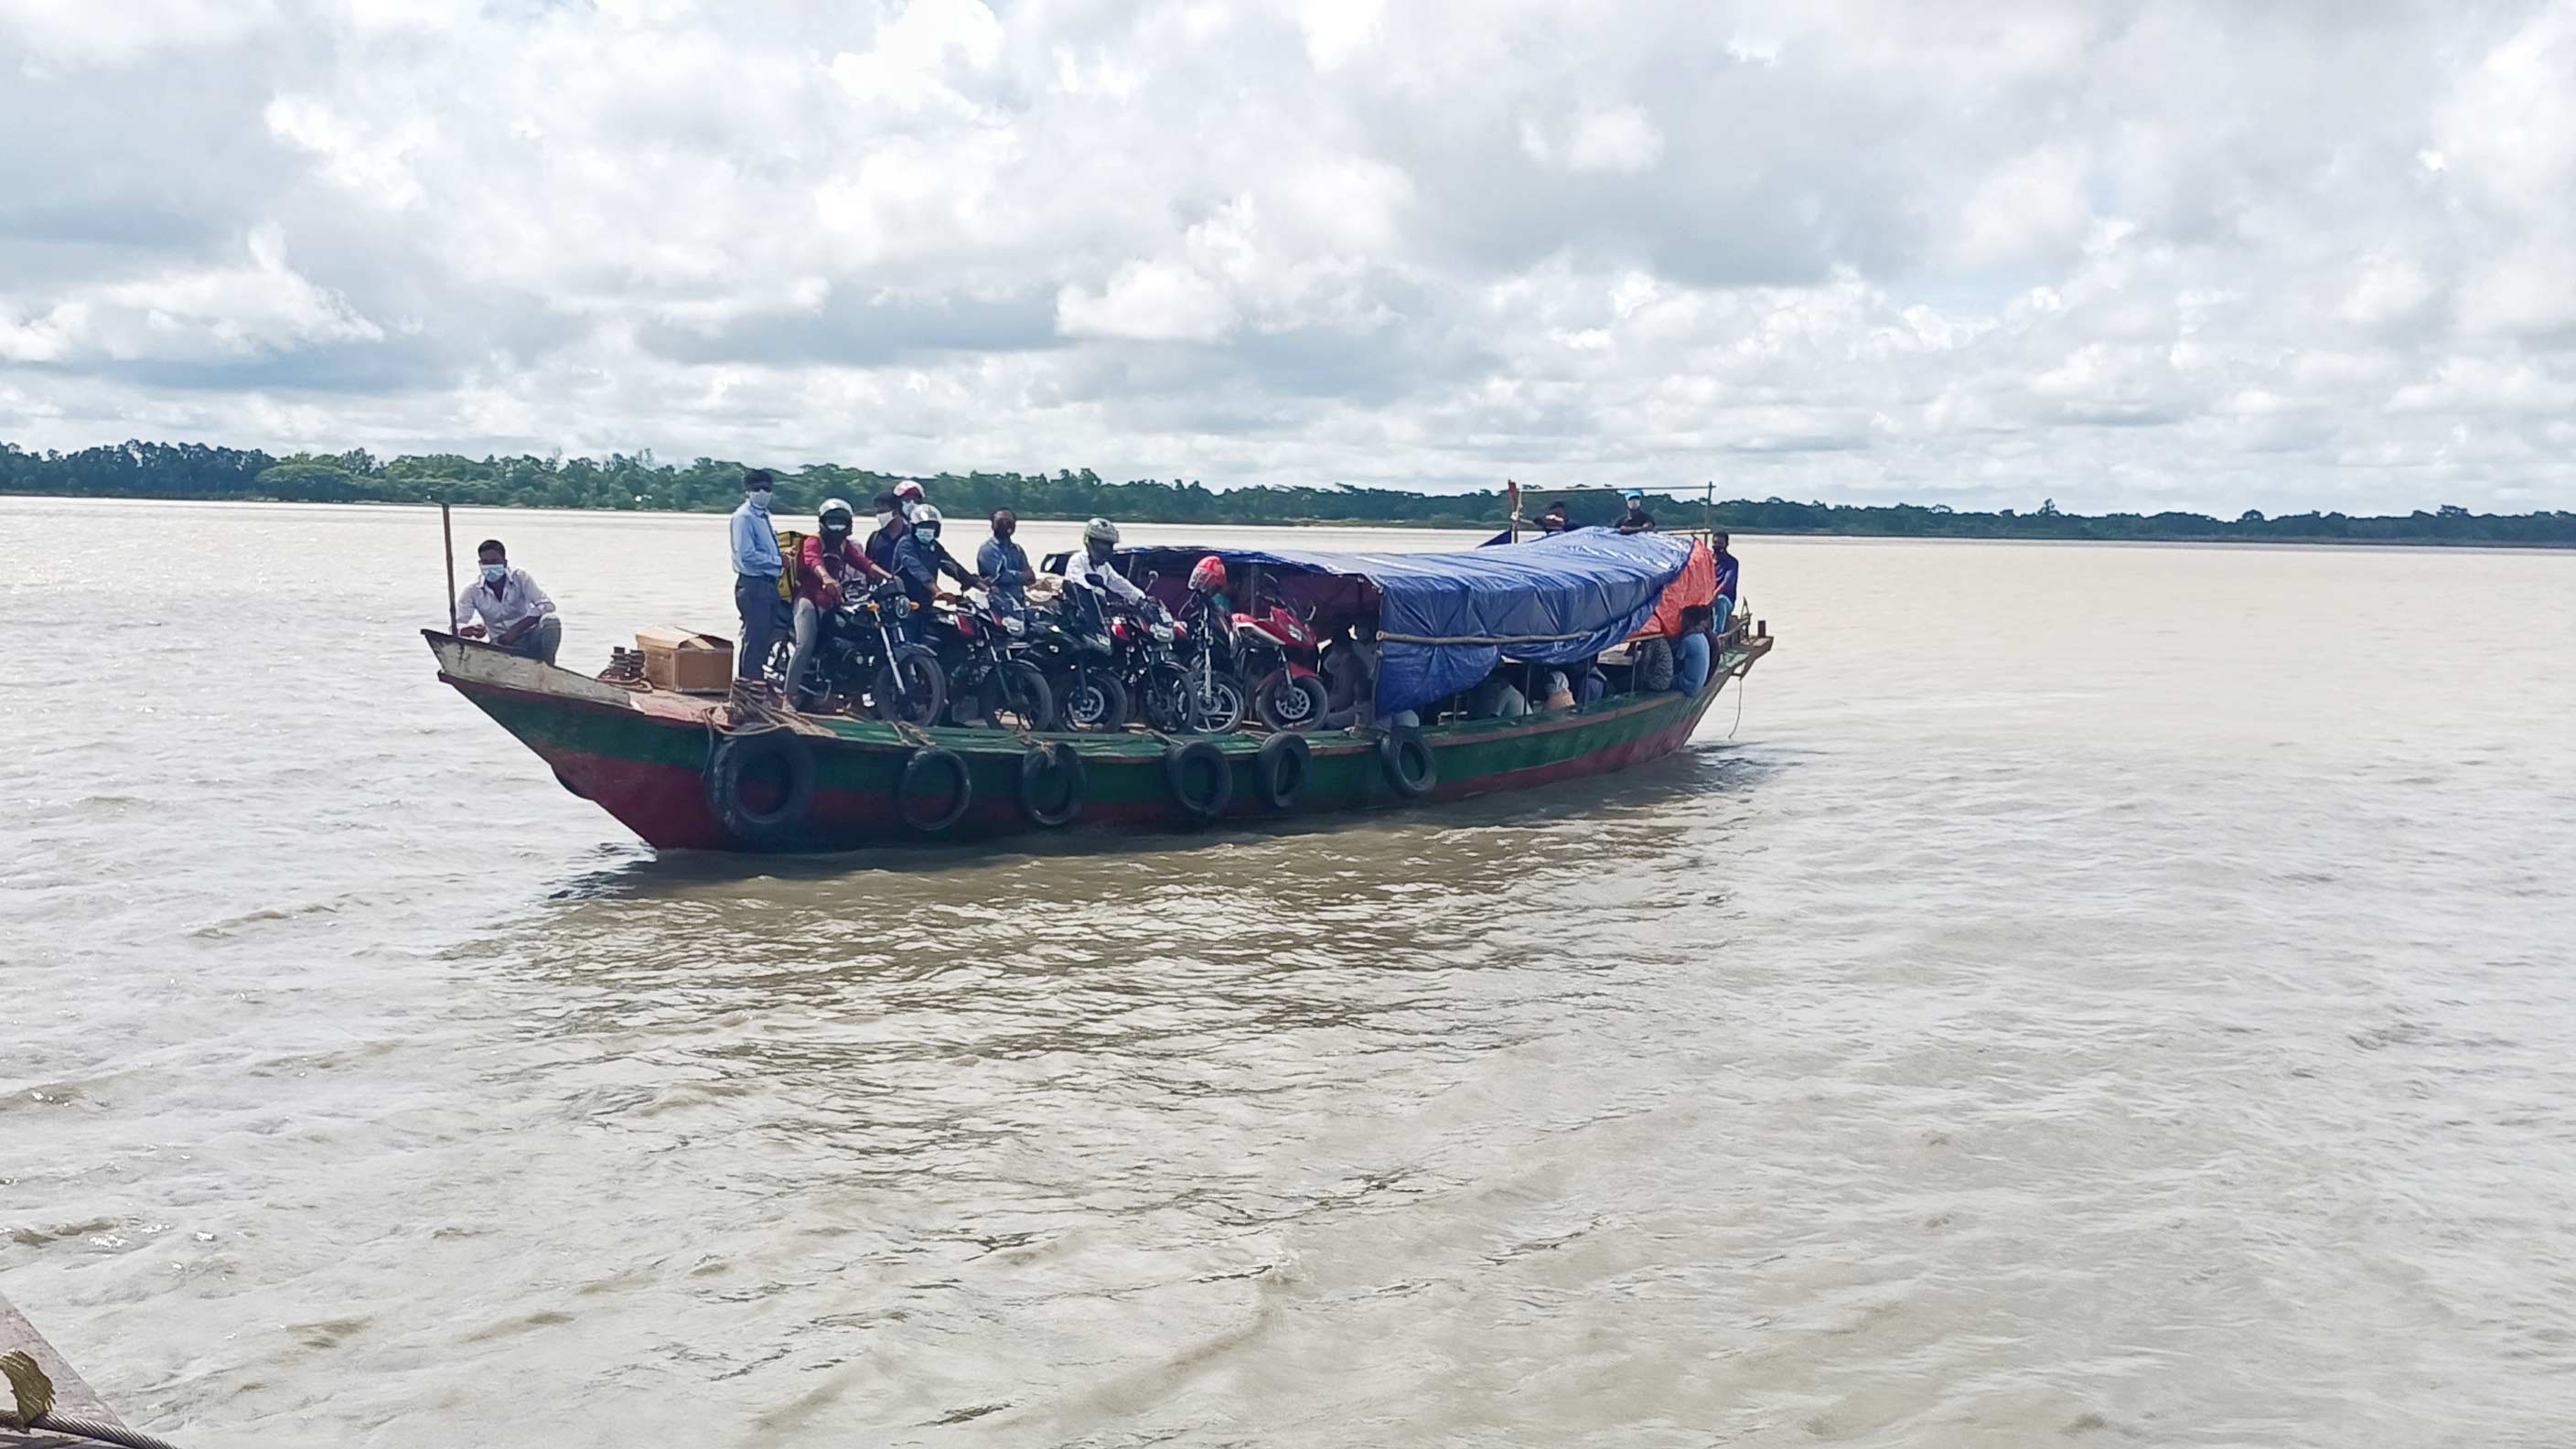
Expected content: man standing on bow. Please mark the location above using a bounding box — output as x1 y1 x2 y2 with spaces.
730 468 784 699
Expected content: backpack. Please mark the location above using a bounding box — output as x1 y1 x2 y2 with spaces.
774 530 809 601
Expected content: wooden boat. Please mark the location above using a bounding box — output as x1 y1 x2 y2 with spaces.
1 1292 156 1448
428 531 1772 853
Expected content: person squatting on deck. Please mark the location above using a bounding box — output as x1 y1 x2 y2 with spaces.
454 539 561 663
731 469 784 697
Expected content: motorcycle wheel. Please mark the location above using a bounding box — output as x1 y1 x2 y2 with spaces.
868 647 947 726
1141 663 1191 733
972 660 1056 732
1254 672 1330 732
1059 666 1130 733
1187 669 1249 735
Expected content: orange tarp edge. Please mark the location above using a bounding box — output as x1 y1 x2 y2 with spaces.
1628 539 1715 640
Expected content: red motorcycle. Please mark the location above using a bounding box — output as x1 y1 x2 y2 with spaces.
1235 603 1329 731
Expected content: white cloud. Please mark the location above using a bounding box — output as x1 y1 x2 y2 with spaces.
1520 105 1665 176
0 225 381 363
1 0 2574 513
1057 260 1239 343
0 0 272 64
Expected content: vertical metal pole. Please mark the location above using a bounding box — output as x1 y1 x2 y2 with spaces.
441 499 457 633
1507 477 1519 542
1702 480 1713 537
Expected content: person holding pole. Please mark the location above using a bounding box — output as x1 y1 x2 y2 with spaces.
730 468 785 702
453 538 562 664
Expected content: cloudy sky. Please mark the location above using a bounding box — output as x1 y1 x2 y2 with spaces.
4 0 2574 513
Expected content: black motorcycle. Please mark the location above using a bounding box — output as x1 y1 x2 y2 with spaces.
767 581 946 725
931 588 1056 731
1122 598 1245 735
1022 582 1131 732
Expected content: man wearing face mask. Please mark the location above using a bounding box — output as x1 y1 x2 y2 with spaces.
864 490 908 575
978 509 1032 612
454 538 561 664
730 468 785 697
785 497 894 706
891 505 952 610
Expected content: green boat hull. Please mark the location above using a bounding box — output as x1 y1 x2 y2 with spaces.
428 630 1770 852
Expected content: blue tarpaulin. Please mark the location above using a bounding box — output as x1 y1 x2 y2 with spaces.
1113 531 1692 715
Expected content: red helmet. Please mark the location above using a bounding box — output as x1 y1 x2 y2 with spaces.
1189 556 1228 592
893 479 926 503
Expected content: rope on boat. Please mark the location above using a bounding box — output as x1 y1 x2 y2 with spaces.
10 1412 185 1449
5 1351 184 1449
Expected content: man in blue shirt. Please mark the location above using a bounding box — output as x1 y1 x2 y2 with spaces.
730 469 784 692
1711 531 1741 638
978 509 1032 612
891 505 949 609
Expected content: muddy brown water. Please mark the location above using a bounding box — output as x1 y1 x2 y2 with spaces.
5 496 2574 1446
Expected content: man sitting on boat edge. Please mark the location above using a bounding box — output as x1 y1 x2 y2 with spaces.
454 538 561 664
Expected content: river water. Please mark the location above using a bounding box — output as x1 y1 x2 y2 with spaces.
4 496 2573 1448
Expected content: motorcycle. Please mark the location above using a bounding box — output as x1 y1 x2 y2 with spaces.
1233 601 1328 731
1144 598 1248 735
931 588 1056 731
1022 582 1130 732
767 579 946 725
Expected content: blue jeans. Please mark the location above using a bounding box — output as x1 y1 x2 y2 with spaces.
1673 631 1711 693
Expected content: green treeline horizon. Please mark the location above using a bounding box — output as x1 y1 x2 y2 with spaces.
6 438 2573 547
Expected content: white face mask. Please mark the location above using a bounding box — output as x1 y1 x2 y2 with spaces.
746 490 771 514
876 510 896 529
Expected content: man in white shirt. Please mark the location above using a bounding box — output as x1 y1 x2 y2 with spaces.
454 538 562 664
1067 517 1151 608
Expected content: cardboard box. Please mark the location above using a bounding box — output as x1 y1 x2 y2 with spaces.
635 628 735 692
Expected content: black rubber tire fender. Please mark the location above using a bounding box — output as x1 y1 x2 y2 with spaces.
896 746 973 832
1378 726 1436 800
1252 731 1311 810
705 731 820 846
1164 739 1234 821
1015 742 1088 828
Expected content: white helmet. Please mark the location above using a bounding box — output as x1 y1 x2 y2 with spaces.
911 504 944 534
1083 517 1120 547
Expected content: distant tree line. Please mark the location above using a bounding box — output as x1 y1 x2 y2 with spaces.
5 439 2573 546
